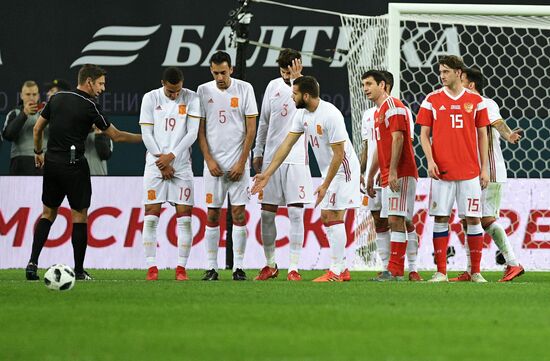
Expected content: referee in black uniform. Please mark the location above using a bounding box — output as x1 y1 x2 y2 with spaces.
26 64 142 280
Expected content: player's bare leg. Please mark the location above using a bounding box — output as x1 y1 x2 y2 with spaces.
26 205 58 280
313 210 346 282
143 203 162 281
255 203 280 281
175 205 193 281
203 208 221 280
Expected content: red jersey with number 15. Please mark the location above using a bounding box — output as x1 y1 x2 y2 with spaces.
416 88 489 181
374 97 418 187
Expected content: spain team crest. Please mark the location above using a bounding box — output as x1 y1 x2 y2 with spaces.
147 189 156 201
178 104 187 115
464 102 474 113
230 97 239 108
316 124 323 135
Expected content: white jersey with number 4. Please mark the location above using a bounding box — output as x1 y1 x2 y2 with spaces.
254 78 307 164
290 99 357 179
197 79 258 171
483 97 507 183
361 105 414 179
139 87 202 174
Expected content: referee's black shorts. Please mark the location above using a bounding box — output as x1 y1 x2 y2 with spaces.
42 158 92 210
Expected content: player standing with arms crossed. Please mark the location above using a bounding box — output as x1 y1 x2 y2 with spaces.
139 67 203 281
450 67 524 282
364 70 419 281
416 56 490 283
252 50 313 281
252 75 361 282
197 51 257 281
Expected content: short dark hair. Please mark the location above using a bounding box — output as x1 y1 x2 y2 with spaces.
210 51 232 67
293 76 320 98
78 64 107 85
380 70 394 92
362 70 386 86
277 49 302 69
162 67 184 84
463 67 485 95
438 55 465 71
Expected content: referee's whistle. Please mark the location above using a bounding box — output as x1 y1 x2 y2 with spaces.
70 145 76 164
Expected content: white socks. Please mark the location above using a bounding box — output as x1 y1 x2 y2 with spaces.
232 225 248 271
486 222 519 266
376 230 391 271
142 215 159 268
261 210 277 268
288 207 304 272
407 231 419 272
205 225 220 270
177 216 192 267
326 222 346 275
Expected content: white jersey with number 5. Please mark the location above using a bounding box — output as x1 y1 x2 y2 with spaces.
197 79 258 171
139 87 202 174
290 99 357 179
483 97 507 183
254 78 307 164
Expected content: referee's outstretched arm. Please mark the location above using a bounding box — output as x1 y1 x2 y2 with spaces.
102 123 142 143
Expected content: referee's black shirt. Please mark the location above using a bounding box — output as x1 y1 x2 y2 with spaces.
41 89 111 163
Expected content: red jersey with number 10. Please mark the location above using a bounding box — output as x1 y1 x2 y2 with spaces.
374 97 418 187
416 88 489 181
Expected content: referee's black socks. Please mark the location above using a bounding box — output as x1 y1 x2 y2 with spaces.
72 223 88 274
29 218 53 265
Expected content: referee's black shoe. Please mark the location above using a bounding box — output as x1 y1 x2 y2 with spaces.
202 269 219 281
25 262 39 281
232 268 247 281
75 270 94 281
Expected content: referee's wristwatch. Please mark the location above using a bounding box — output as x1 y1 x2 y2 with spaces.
34 149 44 155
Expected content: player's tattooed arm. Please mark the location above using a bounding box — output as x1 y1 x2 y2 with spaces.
492 119 522 144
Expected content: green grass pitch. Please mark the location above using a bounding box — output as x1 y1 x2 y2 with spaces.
1 269 549 361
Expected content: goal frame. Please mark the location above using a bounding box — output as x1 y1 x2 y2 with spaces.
387 3 550 96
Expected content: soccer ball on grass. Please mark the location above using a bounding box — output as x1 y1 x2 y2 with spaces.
44 264 76 291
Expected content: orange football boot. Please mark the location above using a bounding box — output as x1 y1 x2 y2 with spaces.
449 271 471 282
146 266 159 281
175 266 188 281
254 265 279 280
312 270 342 282
499 264 525 282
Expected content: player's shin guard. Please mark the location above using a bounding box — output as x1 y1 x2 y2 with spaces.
433 222 450 275
177 216 192 267
375 228 391 271
467 223 484 274
406 227 419 273
260 210 277 268
142 215 159 268
326 221 346 275
486 221 519 266
72 223 88 274
232 224 247 271
29 218 53 265
288 207 305 272
388 232 407 277
205 225 220 270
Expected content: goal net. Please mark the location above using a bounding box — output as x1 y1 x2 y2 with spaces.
343 4 550 270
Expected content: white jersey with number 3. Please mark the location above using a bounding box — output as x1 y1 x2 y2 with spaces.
198 79 258 171
139 87 202 174
483 97 507 183
254 78 307 164
290 99 357 179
